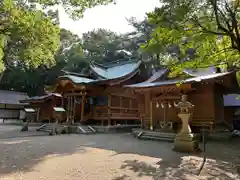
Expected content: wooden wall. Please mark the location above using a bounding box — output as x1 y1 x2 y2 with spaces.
88 87 140 124
138 83 228 131
30 97 62 122
224 107 235 126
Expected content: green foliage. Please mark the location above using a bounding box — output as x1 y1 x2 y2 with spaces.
18 0 113 20
0 0 60 70
82 29 133 64
143 0 240 77
0 0 113 95
0 27 139 95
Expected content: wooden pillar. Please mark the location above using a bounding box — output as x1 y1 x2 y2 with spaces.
129 98 132 109
36 108 40 122
145 92 150 115
107 95 111 126
61 95 64 107
70 96 72 123
120 96 123 114
73 96 76 123
150 101 153 130
163 101 168 128
67 96 70 124
81 92 85 123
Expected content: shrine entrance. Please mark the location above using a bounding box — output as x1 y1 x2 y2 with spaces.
151 96 180 132
64 89 88 124
147 84 195 132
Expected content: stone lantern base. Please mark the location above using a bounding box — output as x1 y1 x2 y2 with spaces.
173 113 199 153
173 133 199 153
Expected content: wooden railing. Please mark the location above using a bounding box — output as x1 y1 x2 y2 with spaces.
89 105 140 120
190 117 215 131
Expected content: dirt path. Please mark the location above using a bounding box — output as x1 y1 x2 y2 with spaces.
0 133 239 180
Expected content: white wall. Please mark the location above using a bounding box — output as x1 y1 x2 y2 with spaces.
0 109 19 119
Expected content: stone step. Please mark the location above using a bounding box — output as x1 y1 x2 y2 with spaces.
136 131 176 142
37 124 66 134
140 135 174 142
77 126 96 134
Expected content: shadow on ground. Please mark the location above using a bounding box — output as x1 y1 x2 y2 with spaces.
0 136 86 175
0 131 239 180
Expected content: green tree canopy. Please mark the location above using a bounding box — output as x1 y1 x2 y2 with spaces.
0 0 113 74
143 0 240 76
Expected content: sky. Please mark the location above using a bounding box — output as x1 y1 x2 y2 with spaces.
59 0 160 36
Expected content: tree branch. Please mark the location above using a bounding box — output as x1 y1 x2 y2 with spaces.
209 0 229 33
192 17 227 36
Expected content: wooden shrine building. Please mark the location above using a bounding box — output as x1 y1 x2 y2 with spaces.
20 93 64 123
46 60 148 125
125 67 239 132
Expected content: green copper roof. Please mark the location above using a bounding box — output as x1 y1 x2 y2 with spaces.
58 75 97 84
90 61 141 80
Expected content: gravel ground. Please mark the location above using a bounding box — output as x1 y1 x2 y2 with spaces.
0 126 48 139
0 126 240 180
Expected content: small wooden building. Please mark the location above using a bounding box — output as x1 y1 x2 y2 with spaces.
47 60 148 126
20 93 65 123
125 67 239 132
0 90 28 122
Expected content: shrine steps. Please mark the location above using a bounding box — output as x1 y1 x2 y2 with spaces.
132 129 176 142
36 124 52 132
36 124 66 134
76 125 96 134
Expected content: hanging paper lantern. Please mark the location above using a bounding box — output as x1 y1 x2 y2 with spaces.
168 102 172 108
161 103 164 108
174 102 177 107
156 102 159 108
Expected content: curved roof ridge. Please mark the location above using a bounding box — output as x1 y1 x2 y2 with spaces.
90 59 139 69
183 67 218 77
90 60 142 80
125 71 234 88
62 70 93 78
58 75 96 84
146 68 169 82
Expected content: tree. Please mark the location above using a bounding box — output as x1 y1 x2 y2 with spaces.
0 0 113 73
0 28 82 96
0 0 60 72
144 0 240 76
126 17 161 66
82 29 130 64
7 0 113 20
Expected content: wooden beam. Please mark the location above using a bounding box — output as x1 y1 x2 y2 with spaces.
64 92 86 96
110 93 137 99
134 83 194 93
152 95 181 101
